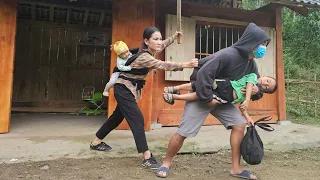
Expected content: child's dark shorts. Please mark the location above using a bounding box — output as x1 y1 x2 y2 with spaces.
191 80 234 104
212 80 234 103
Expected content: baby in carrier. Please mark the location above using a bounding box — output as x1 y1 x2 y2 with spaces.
103 41 135 96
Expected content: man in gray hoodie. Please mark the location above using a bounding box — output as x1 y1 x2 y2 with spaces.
156 23 272 180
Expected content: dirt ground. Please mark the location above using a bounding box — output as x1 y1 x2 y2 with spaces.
1 148 319 180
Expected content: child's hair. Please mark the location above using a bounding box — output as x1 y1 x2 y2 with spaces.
263 76 277 94
251 85 264 101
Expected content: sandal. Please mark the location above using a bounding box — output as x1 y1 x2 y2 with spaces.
164 86 180 95
162 93 175 105
90 142 112 151
156 166 169 178
230 170 257 180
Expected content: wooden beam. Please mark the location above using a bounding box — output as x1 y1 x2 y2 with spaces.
18 20 112 32
11 100 104 113
193 16 249 26
20 0 112 15
275 7 287 121
285 4 308 17
257 3 308 17
163 0 275 28
0 0 18 133
256 3 277 12
31 3 36 20
49 6 54 22
83 9 89 25
98 11 105 26
66 8 71 24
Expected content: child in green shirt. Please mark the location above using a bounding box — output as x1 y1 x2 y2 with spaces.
162 73 277 125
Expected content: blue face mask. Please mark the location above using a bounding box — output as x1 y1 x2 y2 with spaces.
253 45 267 59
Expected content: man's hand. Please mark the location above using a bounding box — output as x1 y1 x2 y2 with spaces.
207 99 220 107
240 100 249 111
241 85 259 95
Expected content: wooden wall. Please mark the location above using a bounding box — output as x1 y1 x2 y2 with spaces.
0 0 18 133
110 0 155 130
12 22 111 111
153 0 280 126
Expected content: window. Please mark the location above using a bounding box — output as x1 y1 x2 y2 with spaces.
165 14 276 81
195 23 245 59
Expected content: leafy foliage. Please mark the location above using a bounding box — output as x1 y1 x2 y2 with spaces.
282 8 320 123
242 2 320 124
283 8 320 77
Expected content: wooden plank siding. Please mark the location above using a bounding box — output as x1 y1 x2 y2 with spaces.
0 0 18 133
153 0 279 127
109 0 156 130
165 14 195 81
12 22 111 112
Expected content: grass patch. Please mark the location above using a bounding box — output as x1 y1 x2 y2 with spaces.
289 115 320 126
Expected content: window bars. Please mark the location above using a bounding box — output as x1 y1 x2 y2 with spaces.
195 24 245 59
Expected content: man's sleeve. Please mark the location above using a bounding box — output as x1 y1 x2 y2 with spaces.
250 60 263 101
196 57 228 103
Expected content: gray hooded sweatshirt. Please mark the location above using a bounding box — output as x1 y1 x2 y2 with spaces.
190 23 270 104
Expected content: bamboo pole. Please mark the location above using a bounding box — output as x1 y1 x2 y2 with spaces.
314 74 317 117
177 0 182 44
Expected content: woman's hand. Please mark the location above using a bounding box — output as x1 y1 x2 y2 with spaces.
174 31 183 39
183 58 198 68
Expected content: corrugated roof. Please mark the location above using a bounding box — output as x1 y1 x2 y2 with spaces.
278 0 320 7
289 0 320 6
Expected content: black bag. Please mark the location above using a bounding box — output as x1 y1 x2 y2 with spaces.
240 116 275 165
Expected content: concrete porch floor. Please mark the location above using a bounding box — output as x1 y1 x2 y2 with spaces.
1 113 320 164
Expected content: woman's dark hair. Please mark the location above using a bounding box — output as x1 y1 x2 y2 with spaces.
141 27 160 49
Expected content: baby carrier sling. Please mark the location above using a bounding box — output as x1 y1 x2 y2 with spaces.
112 48 150 91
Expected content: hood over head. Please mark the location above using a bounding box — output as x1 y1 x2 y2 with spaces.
232 23 270 57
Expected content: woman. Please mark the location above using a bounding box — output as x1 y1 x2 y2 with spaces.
89 27 198 169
